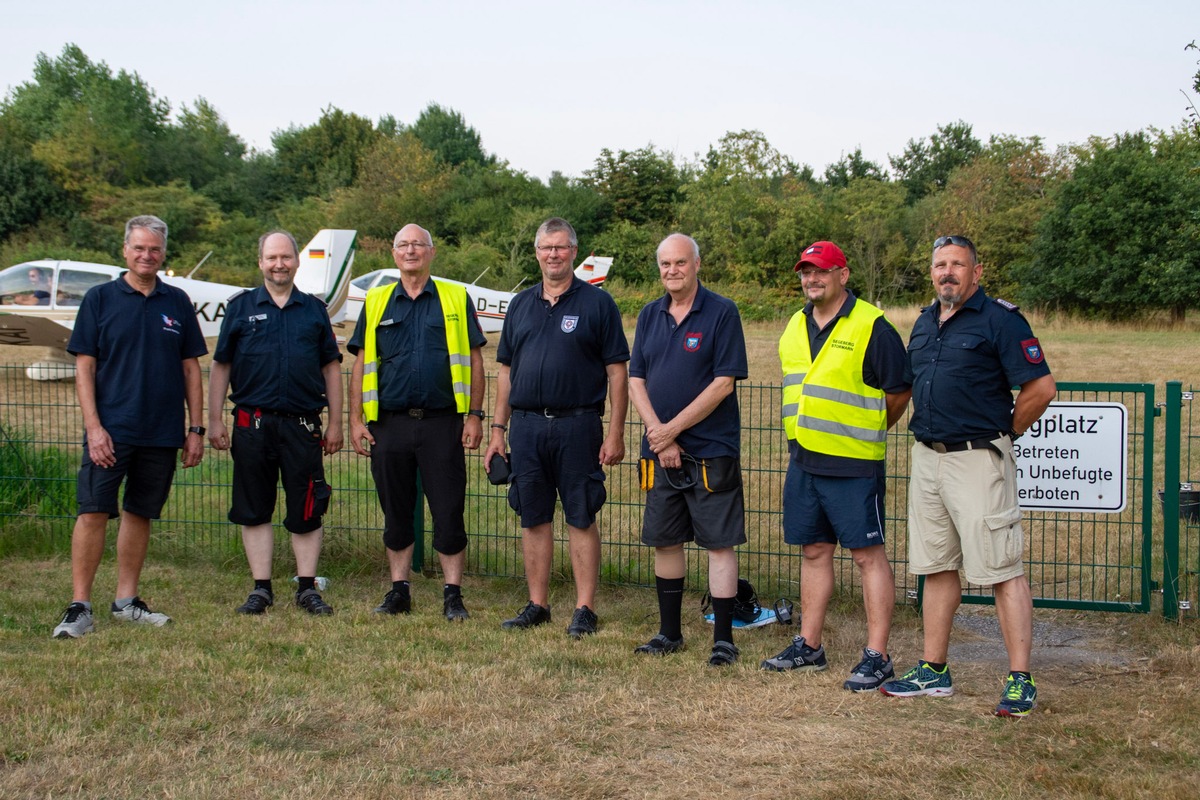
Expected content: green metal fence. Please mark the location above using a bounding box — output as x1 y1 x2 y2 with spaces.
1162 381 1198 620
0 365 1195 617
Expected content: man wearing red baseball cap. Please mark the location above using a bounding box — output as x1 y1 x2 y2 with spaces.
763 240 911 692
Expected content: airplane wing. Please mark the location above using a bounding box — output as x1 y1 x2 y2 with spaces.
0 313 73 349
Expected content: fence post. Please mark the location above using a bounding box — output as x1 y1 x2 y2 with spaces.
1162 381 1181 620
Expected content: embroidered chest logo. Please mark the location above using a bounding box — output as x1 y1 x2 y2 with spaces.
161 314 182 335
1021 338 1044 364
684 332 702 351
561 315 579 333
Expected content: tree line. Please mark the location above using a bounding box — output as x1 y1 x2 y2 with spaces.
2 44 1198 320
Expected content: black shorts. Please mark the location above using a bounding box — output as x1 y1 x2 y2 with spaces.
77 442 177 519
368 411 468 555
229 408 329 534
640 456 746 550
507 411 607 529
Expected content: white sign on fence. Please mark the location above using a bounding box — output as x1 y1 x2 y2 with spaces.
1013 402 1128 513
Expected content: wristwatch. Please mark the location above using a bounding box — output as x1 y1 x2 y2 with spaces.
188 426 206 436
467 409 485 419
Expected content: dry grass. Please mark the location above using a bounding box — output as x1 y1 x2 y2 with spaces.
2 559 1199 799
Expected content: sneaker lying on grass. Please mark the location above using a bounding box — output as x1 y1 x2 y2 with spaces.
111 597 171 626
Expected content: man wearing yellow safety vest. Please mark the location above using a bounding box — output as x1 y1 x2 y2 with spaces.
762 241 911 692
348 224 487 622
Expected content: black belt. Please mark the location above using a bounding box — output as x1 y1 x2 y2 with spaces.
242 406 320 421
922 435 1005 455
382 407 458 419
513 407 598 419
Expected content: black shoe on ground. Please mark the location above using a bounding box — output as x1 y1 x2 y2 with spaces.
634 633 685 655
443 593 470 622
501 601 551 630
236 588 273 615
296 588 334 615
566 605 598 638
374 589 411 615
708 640 740 667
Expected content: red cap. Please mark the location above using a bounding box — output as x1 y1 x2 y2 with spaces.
793 241 847 272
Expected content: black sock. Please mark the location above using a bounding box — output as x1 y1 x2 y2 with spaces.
923 660 947 672
393 580 411 596
655 576 685 640
296 577 315 593
254 579 273 595
710 595 735 644
444 583 461 599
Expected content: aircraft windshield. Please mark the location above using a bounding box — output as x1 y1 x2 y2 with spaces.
0 264 54 306
56 269 111 307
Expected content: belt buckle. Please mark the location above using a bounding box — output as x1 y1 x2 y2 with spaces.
407 409 425 419
541 408 556 418
929 441 949 454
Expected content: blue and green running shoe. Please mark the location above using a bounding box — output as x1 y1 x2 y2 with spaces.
994 672 1037 717
879 661 954 697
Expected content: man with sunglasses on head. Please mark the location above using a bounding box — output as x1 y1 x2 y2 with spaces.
880 235 1056 718
485 217 629 639
628 233 748 667
763 241 910 690
348 224 487 622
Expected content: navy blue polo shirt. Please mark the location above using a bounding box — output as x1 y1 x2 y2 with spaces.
67 275 207 448
629 283 748 459
906 287 1051 444
347 279 486 411
498 277 629 411
792 292 910 478
213 286 342 413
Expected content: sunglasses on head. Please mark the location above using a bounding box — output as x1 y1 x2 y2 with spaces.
933 235 975 251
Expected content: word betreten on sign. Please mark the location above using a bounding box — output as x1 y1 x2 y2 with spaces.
1013 403 1128 513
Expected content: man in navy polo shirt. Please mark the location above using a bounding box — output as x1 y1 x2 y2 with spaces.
628 233 748 667
484 217 629 638
208 230 344 616
763 240 910 690
52 215 207 639
348 223 487 621
880 235 1056 718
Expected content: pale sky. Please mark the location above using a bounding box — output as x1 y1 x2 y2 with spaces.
3 1 1197 181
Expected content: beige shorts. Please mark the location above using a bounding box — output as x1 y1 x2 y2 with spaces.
907 436 1025 586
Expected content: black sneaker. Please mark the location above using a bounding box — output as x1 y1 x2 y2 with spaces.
634 633 684 655
443 593 470 622
843 648 894 692
296 588 334 615
566 605 598 638
708 640 740 667
373 589 411 615
501 601 551 630
760 635 828 672
236 588 273 615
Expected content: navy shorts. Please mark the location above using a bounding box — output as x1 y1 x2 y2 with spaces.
368 411 468 555
77 442 177 519
641 456 746 550
229 409 329 534
782 460 887 550
507 411 607 529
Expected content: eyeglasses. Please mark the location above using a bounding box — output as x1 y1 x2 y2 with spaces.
394 241 431 251
933 235 975 252
535 244 575 254
799 267 843 278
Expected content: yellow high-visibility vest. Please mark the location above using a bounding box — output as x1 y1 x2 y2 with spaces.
360 279 472 422
778 300 890 461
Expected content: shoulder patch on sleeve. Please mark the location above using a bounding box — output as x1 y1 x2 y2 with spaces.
1021 338 1044 364
994 297 1019 312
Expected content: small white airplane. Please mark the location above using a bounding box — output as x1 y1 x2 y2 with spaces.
343 255 612 333
0 229 357 380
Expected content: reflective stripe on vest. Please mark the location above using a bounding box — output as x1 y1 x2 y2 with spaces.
360 279 473 422
778 300 890 461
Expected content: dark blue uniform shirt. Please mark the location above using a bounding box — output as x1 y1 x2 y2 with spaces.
792 292 910 478
67 276 207 448
629 283 748 460
213 286 342 413
498 277 629 411
347 279 486 411
906 287 1051 444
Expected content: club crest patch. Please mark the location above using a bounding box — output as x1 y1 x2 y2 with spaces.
161 314 181 334
1021 338 1044 364
561 315 579 333
684 332 702 351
